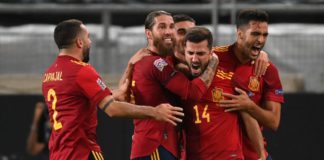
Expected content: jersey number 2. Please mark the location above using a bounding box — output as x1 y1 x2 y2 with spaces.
193 105 210 124
47 89 63 131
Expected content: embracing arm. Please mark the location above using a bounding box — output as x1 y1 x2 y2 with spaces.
253 50 269 77
246 100 281 131
198 54 219 88
98 95 184 126
220 87 281 131
117 48 151 101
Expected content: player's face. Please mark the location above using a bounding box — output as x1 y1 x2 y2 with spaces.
185 40 211 77
80 24 92 63
239 20 268 61
151 15 176 56
174 21 195 63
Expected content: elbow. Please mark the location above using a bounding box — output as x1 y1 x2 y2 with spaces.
105 103 121 118
268 120 280 132
106 107 119 118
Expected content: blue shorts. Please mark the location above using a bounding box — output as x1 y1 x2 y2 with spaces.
133 145 177 160
267 155 273 160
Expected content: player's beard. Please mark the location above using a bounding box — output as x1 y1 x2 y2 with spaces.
82 47 90 63
153 35 175 56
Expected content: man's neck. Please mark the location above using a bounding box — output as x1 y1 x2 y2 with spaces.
58 48 82 61
233 43 250 64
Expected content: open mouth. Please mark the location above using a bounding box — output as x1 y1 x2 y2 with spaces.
190 63 201 75
251 46 261 56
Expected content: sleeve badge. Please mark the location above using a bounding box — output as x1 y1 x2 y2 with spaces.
96 78 107 90
153 58 168 72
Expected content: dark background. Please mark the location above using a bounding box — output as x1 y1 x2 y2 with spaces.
0 94 323 160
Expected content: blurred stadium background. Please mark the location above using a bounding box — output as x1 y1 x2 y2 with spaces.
0 0 323 160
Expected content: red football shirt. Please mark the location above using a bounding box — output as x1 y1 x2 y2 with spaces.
232 52 284 160
183 46 244 160
42 55 111 160
130 52 207 159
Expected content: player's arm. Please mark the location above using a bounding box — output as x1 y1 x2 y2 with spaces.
98 95 184 126
163 54 218 101
253 50 269 77
197 54 218 88
116 48 151 102
240 111 266 160
26 102 46 156
219 87 281 131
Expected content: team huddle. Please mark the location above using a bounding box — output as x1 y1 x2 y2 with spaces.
42 9 284 160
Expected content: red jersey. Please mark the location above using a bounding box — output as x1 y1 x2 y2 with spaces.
130 52 207 159
183 47 244 160
42 55 111 160
215 44 284 160
229 50 284 159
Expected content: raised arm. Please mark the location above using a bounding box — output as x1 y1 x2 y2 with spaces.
117 48 151 101
253 50 269 77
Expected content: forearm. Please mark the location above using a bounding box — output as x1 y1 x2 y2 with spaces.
106 101 156 119
247 103 279 131
240 111 265 159
198 55 218 88
26 124 45 155
119 63 133 87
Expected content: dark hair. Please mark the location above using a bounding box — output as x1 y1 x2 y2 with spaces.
173 14 196 24
54 19 83 49
144 10 172 30
236 9 269 29
184 26 213 50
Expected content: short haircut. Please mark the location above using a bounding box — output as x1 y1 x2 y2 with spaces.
236 9 269 29
54 19 83 49
173 14 196 24
144 10 172 30
184 26 213 50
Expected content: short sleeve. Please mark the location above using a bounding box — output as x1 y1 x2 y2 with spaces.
263 63 284 103
76 65 112 106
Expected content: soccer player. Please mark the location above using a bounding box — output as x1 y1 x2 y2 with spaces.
217 9 285 160
182 26 266 160
42 19 184 160
129 11 218 160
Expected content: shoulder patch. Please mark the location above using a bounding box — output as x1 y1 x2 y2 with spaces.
70 60 88 66
212 45 230 53
153 58 168 72
96 78 107 90
275 89 284 95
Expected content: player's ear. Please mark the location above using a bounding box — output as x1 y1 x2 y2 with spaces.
76 37 83 48
237 29 244 40
145 29 152 40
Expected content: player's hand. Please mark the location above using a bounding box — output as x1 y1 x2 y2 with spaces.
115 79 131 102
129 48 151 65
219 87 255 112
153 103 184 126
253 50 269 77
